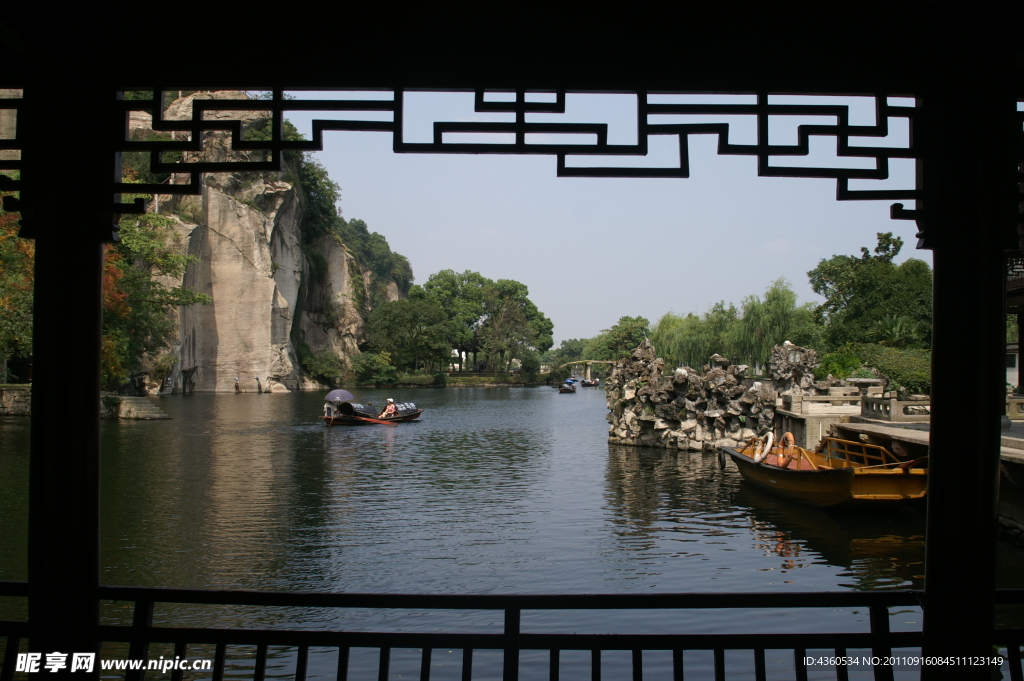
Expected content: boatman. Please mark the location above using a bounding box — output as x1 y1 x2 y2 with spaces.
379 398 397 419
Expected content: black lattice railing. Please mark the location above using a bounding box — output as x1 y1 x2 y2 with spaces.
2 583 1023 681
114 89 918 218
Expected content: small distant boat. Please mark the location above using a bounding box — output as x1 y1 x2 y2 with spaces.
321 390 423 426
580 378 599 387
718 432 927 508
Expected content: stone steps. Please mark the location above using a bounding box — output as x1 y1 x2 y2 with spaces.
101 394 172 420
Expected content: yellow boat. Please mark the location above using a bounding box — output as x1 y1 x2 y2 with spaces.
719 432 927 508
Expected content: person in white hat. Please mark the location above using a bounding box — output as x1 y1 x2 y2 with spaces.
378 398 397 419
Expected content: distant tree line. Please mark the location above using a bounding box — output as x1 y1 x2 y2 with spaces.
543 233 939 391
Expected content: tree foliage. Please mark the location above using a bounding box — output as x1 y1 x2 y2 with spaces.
584 316 651 361
837 343 931 393
416 270 552 373
366 292 452 373
101 207 211 389
649 279 813 369
477 278 553 372
350 351 397 385
335 218 413 305
422 270 489 367
807 232 932 351
0 187 33 381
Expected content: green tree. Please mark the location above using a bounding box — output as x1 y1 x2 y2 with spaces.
421 271 551 373
807 232 932 351
367 293 451 373
478 279 553 372
729 279 802 366
585 316 651 360
650 280 826 370
650 304 737 368
874 314 924 348
102 209 212 390
350 351 397 385
422 269 489 368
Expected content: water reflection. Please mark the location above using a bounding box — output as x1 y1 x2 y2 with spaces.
603 443 926 591
3 387 1024 634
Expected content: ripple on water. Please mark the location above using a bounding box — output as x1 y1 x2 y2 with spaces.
7 388 1024 644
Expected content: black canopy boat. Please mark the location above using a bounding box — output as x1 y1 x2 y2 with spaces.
321 390 423 426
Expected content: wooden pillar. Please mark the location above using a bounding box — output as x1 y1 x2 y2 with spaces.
918 82 1018 678
24 80 117 666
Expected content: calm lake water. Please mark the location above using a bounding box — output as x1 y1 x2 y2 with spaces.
2 386 1023 679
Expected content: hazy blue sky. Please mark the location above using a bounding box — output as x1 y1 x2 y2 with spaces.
283 92 924 347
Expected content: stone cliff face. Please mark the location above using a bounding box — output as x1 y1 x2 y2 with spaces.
131 92 398 393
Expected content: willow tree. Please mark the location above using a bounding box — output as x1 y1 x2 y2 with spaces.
728 278 821 367
650 279 819 370
650 304 736 369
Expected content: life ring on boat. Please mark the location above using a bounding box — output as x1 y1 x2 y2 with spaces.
776 431 796 469
753 432 774 464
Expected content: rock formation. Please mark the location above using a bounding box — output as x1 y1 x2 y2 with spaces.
129 92 400 393
767 342 822 396
604 340 778 450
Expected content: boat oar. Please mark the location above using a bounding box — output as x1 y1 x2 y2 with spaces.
365 416 400 425
856 456 928 470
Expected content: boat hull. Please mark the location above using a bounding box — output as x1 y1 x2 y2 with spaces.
721 446 926 508
321 410 423 426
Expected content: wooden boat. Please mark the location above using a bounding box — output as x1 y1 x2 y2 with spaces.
557 381 576 393
580 379 599 387
719 432 927 508
321 400 423 426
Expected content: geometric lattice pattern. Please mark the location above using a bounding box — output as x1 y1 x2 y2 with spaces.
116 89 919 215
1 89 920 223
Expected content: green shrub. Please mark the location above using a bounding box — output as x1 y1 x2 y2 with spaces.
350 351 396 386
301 348 347 387
445 373 531 387
394 373 436 386
813 350 863 381
844 343 931 393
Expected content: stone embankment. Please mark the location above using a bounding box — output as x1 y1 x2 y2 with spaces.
100 394 171 420
0 385 31 416
604 340 777 450
2 387 171 419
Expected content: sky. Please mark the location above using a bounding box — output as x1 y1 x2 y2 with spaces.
281 91 925 347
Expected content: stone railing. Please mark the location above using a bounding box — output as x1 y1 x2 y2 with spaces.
1007 396 1024 421
861 396 931 422
780 393 862 414
0 385 30 415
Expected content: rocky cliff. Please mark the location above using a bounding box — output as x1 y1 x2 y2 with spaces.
130 92 400 393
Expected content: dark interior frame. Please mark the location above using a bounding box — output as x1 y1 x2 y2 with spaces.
1 18 1021 680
